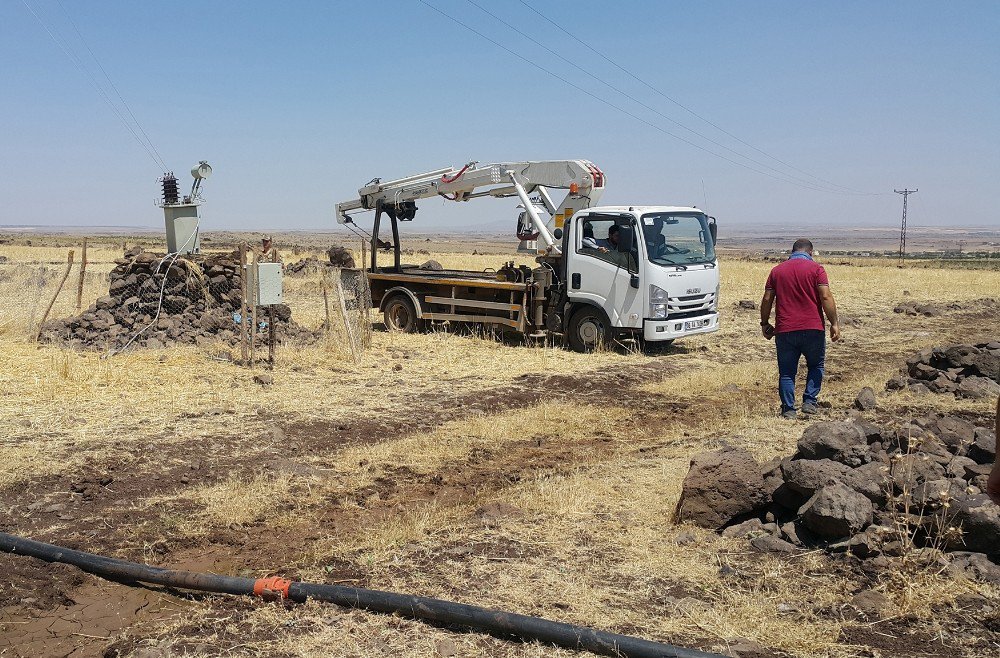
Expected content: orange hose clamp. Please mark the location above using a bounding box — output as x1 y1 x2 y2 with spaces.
253 576 292 600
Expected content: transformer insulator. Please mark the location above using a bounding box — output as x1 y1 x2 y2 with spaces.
161 173 179 205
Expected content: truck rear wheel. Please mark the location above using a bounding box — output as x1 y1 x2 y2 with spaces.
568 307 609 353
383 294 422 333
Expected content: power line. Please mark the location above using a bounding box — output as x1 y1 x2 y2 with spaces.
416 0 858 195
516 0 877 196
464 0 866 196
19 0 167 171
54 0 167 171
894 188 917 263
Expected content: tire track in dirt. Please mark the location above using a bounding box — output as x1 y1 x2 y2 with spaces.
2 358 685 543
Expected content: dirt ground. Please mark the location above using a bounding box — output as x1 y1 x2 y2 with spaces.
1 233 999 658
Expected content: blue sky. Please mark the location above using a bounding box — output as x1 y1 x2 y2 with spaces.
1 1 997 232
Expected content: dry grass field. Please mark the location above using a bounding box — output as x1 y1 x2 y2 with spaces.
1 234 999 658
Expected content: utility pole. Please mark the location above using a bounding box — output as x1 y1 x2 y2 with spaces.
894 188 917 263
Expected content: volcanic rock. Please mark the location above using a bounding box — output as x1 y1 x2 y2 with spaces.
890 341 999 399
946 456 978 480
798 482 873 540
674 448 768 529
854 387 877 411
721 518 766 539
796 422 867 465
885 375 907 391
935 416 977 451
39 249 318 351
948 495 1000 554
948 552 1000 584
781 459 849 498
326 245 356 268
958 376 1000 399
843 462 889 506
890 454 947 492
968 428 997 464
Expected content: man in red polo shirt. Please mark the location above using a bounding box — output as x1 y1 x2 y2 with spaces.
760 239 841 419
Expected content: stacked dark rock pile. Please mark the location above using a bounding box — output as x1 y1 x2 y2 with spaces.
886 341 1000 399
285 245 356 277
893 300 948 317
40 248 316 350
284 257 329 277
327 246 355 268
675 415 999 575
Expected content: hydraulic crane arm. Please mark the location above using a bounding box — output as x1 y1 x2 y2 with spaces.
335 160 606 251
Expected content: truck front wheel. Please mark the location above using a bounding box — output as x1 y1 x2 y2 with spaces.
568 307 609 353
383 294 423 333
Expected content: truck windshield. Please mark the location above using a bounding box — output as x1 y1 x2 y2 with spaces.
640 213 715 266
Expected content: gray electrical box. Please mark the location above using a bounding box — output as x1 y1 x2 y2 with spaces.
164 204 201 254
255 262 283 305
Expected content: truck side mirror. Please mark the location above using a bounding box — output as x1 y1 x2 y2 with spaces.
630 274 640 289
708 218 718 244
553 228 563 240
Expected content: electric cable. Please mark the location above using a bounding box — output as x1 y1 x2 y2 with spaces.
0 531 724 658
463 0 868 196
19 0 167 171
416 0 857 195
54 0 167 171
104 220 200 357
516 0 878 196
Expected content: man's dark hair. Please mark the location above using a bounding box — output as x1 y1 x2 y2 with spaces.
608 224 621 236
792 238 813 253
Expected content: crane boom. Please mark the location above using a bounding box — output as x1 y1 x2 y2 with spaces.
335 160 606 251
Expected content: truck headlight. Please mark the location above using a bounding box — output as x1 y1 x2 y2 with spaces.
650 285 669 318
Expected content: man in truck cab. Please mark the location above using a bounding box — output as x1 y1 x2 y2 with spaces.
596 224 620 251
760 238 841 419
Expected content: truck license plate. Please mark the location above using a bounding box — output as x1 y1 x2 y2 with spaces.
684 319 705 330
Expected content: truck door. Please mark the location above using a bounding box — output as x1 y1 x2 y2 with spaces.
568 215 644 328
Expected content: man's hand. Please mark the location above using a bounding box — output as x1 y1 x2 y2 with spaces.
760 290 775 340
817 285 839 340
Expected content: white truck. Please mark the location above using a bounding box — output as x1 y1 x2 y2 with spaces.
336 160 720 352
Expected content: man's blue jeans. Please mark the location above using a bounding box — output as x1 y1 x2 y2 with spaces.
775 329 826 412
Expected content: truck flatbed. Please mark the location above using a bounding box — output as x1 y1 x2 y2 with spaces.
361 268 532 332
368 268 529 291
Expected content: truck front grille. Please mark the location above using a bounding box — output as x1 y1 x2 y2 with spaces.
667 292 715 317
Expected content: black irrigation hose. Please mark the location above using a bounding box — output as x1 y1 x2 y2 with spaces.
0 532 722 658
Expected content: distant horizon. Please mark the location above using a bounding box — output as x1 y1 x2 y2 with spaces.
3 221 999 236
1 2 997 231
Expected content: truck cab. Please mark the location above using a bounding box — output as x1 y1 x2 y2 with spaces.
560 206 720 351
